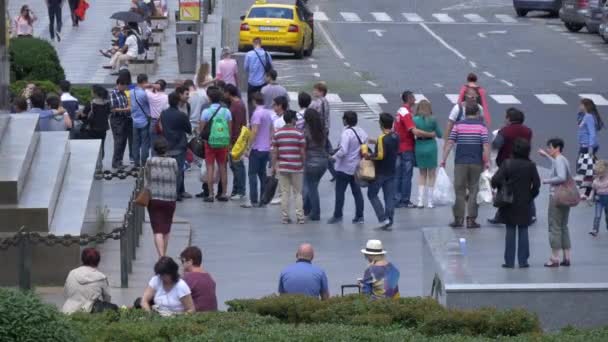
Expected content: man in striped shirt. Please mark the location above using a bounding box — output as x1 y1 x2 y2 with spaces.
271 110 306 224
441 104 490 229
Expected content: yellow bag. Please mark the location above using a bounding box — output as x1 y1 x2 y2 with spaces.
230 126 251 161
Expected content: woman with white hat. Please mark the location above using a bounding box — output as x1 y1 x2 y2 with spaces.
359 240 400 299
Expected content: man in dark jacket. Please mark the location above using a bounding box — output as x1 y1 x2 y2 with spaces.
488 108 534 225
161 92 192 201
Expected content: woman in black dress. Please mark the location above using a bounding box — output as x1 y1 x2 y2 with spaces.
80 85 111 161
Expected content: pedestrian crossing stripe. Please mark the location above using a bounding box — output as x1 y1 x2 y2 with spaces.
340 12 361 22
535 94 567 105
495 14 518 23
371 12 392 22
463 13 487 23
317 11 519 24
314 11 329 21
490 95 521 104
414 94 428 103
445 94 460 104
287 92 343 103
579 94 608 106
402 13 424 22
432 13 455 23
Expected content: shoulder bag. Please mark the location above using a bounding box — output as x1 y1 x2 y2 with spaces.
350 128 375 183
134 163 151 207
493 160 514 208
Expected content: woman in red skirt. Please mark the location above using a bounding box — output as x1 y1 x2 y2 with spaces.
145 137 178 257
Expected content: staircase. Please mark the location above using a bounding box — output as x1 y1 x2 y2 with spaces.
0 113 102 285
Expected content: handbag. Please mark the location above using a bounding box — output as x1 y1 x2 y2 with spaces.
349 127 375 182
200 105 222 141
261 176 279 205
554 177 581 207
493 161 514 208
134 188 150 207
188 136 205 159
91 299 118 313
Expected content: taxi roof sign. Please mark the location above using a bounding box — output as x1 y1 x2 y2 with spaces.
255 0 267 4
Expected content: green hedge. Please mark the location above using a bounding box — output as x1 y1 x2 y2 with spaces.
10 80 92 105
9 37 65 83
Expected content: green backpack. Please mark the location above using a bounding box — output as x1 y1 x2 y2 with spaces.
208 108 230 148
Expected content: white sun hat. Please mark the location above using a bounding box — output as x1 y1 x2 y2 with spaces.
360 240 386 255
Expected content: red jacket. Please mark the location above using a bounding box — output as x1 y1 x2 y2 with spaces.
394 104 415 153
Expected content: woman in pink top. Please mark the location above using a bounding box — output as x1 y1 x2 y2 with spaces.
216 47 239 89
12 5 37 37
457 73 491 127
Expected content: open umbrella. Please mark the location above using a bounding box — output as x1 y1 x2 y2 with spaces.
110 11 144 23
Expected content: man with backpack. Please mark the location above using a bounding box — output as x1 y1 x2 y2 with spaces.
244 37 273 117
445 87 486 138
199 86 232 202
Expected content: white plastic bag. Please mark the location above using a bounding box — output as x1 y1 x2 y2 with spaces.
477 169 494 205
432 168 455 206
199 163 220 184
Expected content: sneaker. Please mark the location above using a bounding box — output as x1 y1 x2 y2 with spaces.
180 192 193 199
56 31 61 42
282 218 293 224
241 201 253 208
297 218 305 224
589 230 599 237
216 195 229 202
203 196 214 203
427 201 434 209
352 217 365 224
466 218 481 229
230 194 245 201
396 201 417 209
327 217 342 224
270 197 281 205
375 219 391 230
195 192 206 198
416 200 424 208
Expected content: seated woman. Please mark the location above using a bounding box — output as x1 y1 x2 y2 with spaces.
62 248 112 314
141 256 195 316
359 240 400 300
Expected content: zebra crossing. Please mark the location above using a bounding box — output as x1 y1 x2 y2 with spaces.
314 11 522 24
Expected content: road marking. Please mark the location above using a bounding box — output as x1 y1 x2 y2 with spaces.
491 95 520 104
311 64 318 69
495 14 517 23
313 11 329 21
367 80 378 87
326 93 343 103
469 60 477 68
483 71 495 78
313 72 321 78
477 30 506 38
414 94 428 103
402 13 424 22
340 12 361 22
371 12 392 22
354 71 362 77
315 21 345 59
579 94 608 106
419 23 466 60
464 13 487 23
446 94 460 104
434 83 444 88
307 58 315 62
507 49 532 57
432 13 455 23
500 79 514 87
535 94 567 105
360 94 387 114
589 49 601 53
343 61 351 67
368 29 386 37
564 78 592 86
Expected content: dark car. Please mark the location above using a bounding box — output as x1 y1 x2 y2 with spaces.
513 0 563 17
559 0 606 33
599 1 608 41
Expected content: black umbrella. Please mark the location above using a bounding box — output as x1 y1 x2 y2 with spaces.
110 11 144 23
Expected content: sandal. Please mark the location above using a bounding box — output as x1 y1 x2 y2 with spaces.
560 259 571 267
543 258 560 268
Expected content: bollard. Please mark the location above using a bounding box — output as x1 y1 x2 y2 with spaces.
120 215 129 288
18 235 31 290
211 47 216 78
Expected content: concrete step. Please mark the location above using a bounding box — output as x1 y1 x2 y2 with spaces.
0 114 39 205
0 115 10 142
0 132 70 232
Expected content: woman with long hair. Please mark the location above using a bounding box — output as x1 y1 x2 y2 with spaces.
12 5 37 37
302 108 328 221
79 85 111 160
577 98 604 199
195 62 215 90
413 100 442 208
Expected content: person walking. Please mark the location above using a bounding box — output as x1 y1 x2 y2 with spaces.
68 0 80 26
413 100 442 208
179 246 218 312
577 98 604 200
359 240 400 300
261 69 289 109
47 0 63 41
491 138 540 268
145 138 178 257
539 138 573 268
488 108 534 225
12 5 37 37
109 75 132 169
242 93 273 208
199 86 232 202
217 47 239 89
244 37 273 116
441 105 490 228
590 160 608 236
310 82 335 181
457 73 491 126
271 110 306 224
131 74 152 168
278 243 330 300
226 84 247 200
302 109 327 221
328 111 368 224
160 92 192 201
367 113 399 230
79 85 111 161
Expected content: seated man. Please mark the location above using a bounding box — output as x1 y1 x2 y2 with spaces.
278 243 329 300
99 26 126 58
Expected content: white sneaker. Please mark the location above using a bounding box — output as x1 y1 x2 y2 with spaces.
230 194 245 201
417 200 424 208
427 201 434 209
241 201 253 208
270 197 281 205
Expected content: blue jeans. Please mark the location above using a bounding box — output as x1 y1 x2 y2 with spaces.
593 195 608 231
303 165 327 220
248 149 269 204
395 151 415 204
171 151 186 196
230 156 246 196
504 225 529 266
367 174 396 223
132 124 150 167
333 171 364 219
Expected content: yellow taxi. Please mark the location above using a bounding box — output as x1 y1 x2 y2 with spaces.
238 0 314 58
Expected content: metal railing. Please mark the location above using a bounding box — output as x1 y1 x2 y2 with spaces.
0 171 145 290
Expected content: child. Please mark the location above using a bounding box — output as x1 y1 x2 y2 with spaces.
590 160 608 236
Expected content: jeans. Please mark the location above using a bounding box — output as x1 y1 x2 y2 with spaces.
48 4 62 39
230 156 246 196
149 119 159 156
367 174 396 223
395 151 415 204
171 151 186 196
325 139 336 179
248 149 270 204
333 171 364 219
132 124 151 167
279 172 304 221
68 0 79 25
303 165 327 220
453 163 483 219
504 225 529 266
593 195 608 231
110 114 132 168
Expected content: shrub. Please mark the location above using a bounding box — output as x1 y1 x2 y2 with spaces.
9 80 59 98
71 85 93 104
0 288 77 342
9 37 65 83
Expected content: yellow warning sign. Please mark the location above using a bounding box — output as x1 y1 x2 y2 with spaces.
179 0 200 21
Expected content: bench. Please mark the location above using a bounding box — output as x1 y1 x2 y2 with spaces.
127 46 158 75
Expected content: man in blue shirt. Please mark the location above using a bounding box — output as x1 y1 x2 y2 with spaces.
244 37 273 117
278 244 329 300
131 74 152 167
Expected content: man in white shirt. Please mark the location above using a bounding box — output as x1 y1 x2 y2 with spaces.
183 80 209 133
105 29 139 73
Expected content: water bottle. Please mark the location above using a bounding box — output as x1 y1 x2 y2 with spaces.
459 238 467 256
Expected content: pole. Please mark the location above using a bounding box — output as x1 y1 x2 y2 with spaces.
120 216 128 288
211 47 216 77
18 235 32 290
0 0 10 111
198 0 204 67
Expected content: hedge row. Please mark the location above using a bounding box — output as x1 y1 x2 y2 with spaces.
9 37 65 83
10 80 93 105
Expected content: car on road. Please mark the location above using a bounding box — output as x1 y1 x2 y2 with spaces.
559 0 606 33
238 0 314 58
513 0 563 17
599 1 608 41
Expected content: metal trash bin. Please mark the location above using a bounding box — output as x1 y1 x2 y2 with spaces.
176 20 200 33
176 31 198 73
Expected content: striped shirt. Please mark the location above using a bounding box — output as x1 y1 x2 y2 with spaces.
448 118 488 165
272 126 305 173
145 157 178 201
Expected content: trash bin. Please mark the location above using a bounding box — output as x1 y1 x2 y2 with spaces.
176 31 198 73
176 20 200 33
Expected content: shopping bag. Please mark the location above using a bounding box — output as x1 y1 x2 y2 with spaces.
230 126 251 161
432 168 455 206
477 169 494 205
356 159 375 182
261 176 279 205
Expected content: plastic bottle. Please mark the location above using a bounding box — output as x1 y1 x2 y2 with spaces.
459 238 467 256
